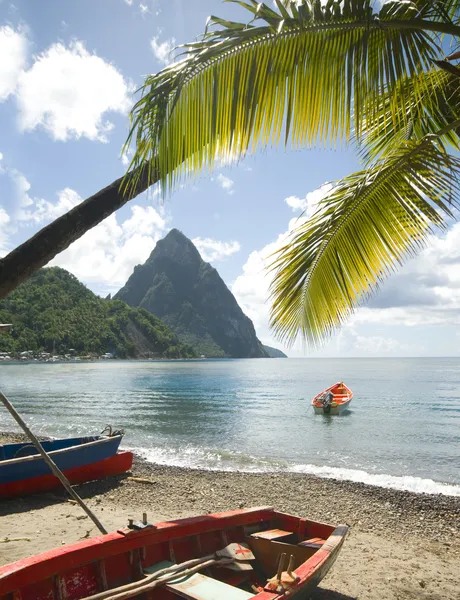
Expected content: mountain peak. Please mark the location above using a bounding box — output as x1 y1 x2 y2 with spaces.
115 231 268 358
146 228 201 269
164 228 187 241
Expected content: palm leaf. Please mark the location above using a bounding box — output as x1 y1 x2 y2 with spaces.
360 67 460 161
124 0 448 194
269 136 460 345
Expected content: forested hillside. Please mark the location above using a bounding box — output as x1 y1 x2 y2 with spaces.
0 267 197 358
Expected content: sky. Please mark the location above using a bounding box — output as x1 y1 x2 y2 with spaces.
0 0 459 357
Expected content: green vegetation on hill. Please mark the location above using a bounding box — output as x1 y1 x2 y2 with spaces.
0 267 197 358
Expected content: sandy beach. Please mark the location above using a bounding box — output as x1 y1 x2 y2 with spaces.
0 433 459 599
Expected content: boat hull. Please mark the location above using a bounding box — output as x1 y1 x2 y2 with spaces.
0 451 133 498
313 398 352 415
0 506 348 600
0 435 123 485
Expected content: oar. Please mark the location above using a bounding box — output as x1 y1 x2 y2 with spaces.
80 543 255 600
103 558 234 600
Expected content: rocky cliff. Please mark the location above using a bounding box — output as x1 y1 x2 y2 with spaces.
115 229 268 358
263 345 288 358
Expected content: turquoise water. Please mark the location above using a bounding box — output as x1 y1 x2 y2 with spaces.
1 358 459 496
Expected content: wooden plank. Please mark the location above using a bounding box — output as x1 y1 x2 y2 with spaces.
145 562 254 600
250 530 295 543
166 571 254 600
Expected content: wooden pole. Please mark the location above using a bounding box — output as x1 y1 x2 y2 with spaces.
0 389 107 534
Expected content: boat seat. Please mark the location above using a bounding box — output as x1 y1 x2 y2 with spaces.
250 529 296 543
298 537 326 550
144 561 254 600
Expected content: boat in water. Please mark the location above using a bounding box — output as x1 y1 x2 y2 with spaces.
0 431 132 498
0 506 347 599
312 382 353 415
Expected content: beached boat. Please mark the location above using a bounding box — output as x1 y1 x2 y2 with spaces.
312 382 353 415
0 506 347 599
0 433 132 498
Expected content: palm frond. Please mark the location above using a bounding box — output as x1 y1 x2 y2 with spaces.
269 136 460 345
124 0 446 194
443 0 460 23
360 68 460 161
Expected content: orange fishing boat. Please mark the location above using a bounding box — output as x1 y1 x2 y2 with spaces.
312 382 353 415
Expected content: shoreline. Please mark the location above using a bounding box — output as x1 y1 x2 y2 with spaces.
1 432 459 542
1 432 459 598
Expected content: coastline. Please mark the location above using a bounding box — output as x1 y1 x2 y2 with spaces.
1 432 459 598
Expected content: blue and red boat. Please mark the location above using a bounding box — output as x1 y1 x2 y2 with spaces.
0 433 133 498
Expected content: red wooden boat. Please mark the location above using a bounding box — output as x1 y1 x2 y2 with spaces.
0 506 347 600
312 382 353 415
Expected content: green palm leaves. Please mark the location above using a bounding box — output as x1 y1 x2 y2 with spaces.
270 136 460 344
125 0 443 193
124 0 460 345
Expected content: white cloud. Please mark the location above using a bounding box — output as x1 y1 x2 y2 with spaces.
233 184 332 351
0 152 3 161
0 26 27 101
140 3 149 13
17 41 132 142
9 169 35 219
51 201 168 292
124 0 133 5
352 222 460 328
121 146 133 166
24 188 81 223
285 183 333 217
335 326 423 357
192 237 241 263
0 208 9 226
0 207 10 255
9 169 77 223
216 173 234 195
232 233 286 347
151 36 176 66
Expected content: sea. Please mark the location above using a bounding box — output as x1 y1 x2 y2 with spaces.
1 358 459 497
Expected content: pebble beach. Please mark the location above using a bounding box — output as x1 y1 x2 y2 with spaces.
0 433 459 599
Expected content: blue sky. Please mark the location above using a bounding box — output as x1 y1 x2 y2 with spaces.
0 0 459 357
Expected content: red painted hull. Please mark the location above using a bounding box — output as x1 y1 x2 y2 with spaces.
0 506 347 600
0 451 133 498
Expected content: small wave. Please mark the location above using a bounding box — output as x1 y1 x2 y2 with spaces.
132 444 460 497
287 464 460 497
134 444 288 472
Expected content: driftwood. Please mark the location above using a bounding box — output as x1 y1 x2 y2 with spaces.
127 476 156 485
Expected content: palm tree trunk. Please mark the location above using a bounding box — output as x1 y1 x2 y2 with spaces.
0 164 156 299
